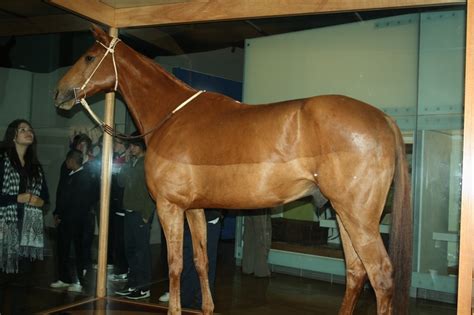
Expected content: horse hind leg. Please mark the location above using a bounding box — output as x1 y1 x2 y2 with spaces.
332 202 393 315
186 209 214 315
335 215 368 315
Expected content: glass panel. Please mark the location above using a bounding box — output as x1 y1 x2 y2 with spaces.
409 9 465 301
415 129 462 276
237 7 466 305
0 4 467 313
241 10 422 267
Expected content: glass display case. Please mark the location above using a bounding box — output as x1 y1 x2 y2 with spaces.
236 8 466 302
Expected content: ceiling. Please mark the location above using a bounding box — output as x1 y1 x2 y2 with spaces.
0 0 465 56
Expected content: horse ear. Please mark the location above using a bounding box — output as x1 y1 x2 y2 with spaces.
90 24 109 43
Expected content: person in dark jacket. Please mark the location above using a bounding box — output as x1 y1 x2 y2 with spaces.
50 149 97 292
115 132 155 300
56 134 99 273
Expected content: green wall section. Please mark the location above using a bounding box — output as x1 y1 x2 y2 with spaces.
283 198 315 221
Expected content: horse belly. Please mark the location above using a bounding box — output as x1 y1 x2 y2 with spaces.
151 157 318 210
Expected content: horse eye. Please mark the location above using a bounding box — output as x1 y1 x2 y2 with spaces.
85 55 95 62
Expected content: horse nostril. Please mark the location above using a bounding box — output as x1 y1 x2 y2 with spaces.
54 90 59 101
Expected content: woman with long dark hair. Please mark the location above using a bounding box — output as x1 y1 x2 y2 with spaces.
0 119 49 314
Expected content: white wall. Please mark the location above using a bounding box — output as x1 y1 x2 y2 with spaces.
243 14 420 108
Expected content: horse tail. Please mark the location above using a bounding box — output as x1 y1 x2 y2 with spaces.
387 116 412 315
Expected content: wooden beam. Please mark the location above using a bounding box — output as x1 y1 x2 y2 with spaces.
101 0 191 9
47 0 466 28
0 14 91 36
457 0 474 314
114 0 466 27
47 0 115 27
123 28 186 55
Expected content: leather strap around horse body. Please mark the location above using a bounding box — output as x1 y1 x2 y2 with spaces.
76 37 204 140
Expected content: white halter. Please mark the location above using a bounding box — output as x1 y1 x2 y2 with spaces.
76 37 204 138
81 37 120 93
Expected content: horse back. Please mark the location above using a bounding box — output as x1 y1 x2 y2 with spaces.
150 93 392 164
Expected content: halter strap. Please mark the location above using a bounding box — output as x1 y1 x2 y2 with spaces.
80 37 121 92
80 90 205 140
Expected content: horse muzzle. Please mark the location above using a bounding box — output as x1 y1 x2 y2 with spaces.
54 88 79 110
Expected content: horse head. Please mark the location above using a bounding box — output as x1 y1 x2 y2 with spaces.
54 25 118 110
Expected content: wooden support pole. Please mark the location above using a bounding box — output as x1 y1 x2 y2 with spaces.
96 26 118 298
457 0 474 314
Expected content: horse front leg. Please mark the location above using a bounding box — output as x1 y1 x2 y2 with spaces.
186 209 214 315
157 202 185 315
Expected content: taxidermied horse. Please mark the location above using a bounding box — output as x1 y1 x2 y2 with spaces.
54 25 412 315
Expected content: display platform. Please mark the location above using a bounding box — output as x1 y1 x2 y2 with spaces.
37 296 203 315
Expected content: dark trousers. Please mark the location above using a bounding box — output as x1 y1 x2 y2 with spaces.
160 228 168 277
181 218 221 309
124 211 151 290
113 213 128 274
0 259 33 315
57 212 95 284
242 209 272 277
96 207 115 264
82 212 95 272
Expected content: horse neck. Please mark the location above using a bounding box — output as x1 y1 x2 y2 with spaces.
115 45 194 136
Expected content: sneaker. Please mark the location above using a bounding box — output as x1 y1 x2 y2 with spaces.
50 280 70 288
115 287 135 296
126 289 150 300
109 273 128 281
158 292 169 302
67 283 83 292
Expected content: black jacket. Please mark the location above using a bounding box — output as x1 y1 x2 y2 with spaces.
54 166 97 223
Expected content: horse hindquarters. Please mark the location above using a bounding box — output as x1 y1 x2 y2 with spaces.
326 117 411 315
331 181 394 315
315 139 396 313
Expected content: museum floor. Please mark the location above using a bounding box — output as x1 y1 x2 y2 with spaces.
13 239 457 315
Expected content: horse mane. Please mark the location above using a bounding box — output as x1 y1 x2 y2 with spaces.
120 41 195 93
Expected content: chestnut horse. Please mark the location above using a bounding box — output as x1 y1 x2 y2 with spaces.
54 25 412 315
